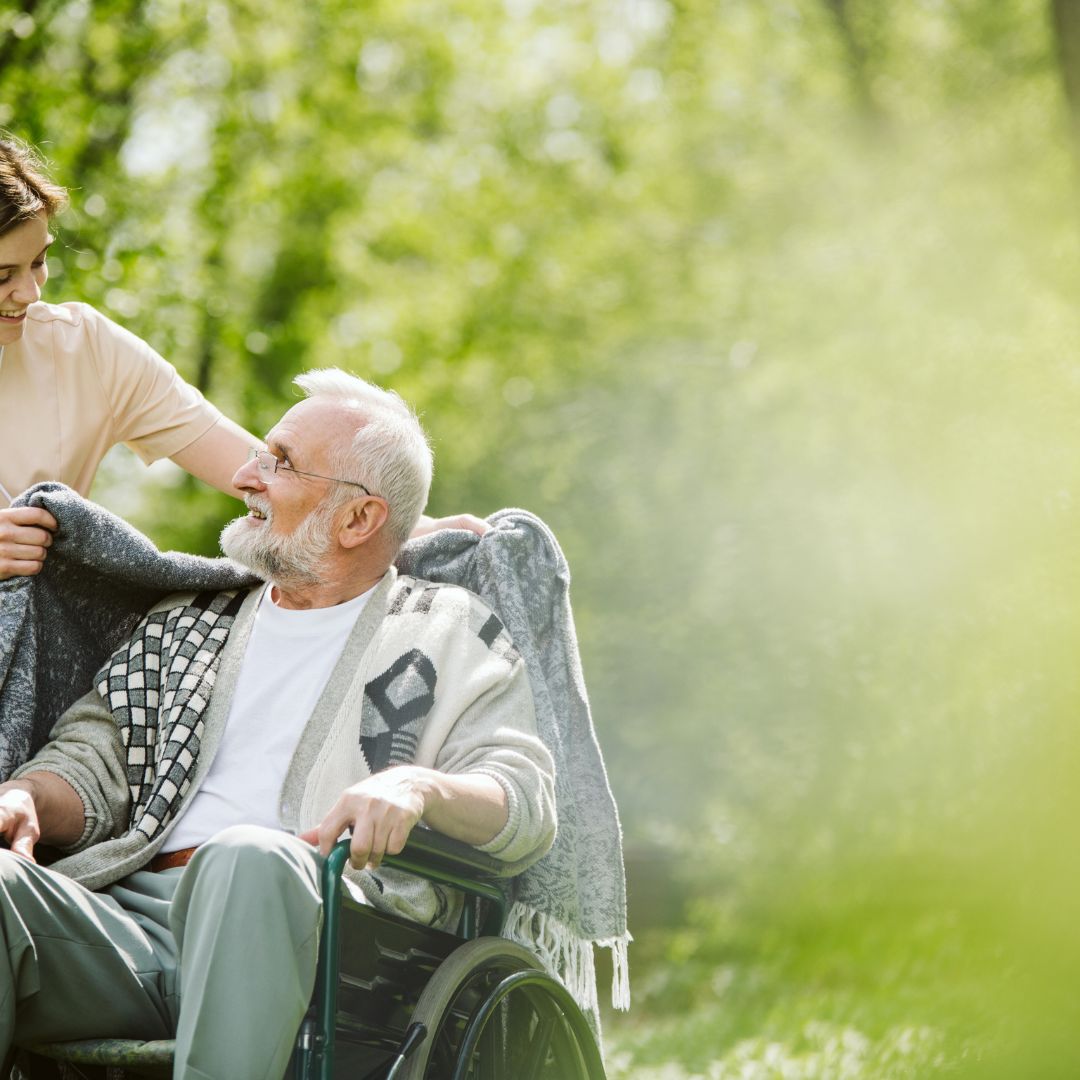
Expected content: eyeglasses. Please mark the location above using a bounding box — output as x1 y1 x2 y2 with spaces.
248 449 377 497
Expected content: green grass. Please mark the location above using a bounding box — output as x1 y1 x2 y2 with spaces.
599 864 1014 1079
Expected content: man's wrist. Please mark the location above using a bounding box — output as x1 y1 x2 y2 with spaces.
0 772 84 848
393 765 440 815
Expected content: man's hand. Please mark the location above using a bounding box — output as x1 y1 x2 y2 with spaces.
299 767 428 871
410 513 490 539
299 768 508 870
0 784 41 862
0 506 57 581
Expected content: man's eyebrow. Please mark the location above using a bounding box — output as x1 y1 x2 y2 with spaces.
0 238 54 271
266 437 297 463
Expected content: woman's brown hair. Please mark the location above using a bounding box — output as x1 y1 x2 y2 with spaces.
0 136 67 237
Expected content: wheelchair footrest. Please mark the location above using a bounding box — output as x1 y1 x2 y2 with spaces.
24 1039 176 1067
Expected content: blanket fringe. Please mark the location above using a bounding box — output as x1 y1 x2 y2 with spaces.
502 901 632 1015
597 932 632 1011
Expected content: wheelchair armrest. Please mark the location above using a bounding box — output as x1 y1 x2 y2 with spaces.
324 829 512 925
383 825 515 880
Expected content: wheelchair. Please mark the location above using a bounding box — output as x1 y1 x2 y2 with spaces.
16 828 606 1079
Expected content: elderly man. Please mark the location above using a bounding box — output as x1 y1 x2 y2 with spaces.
0 369 556 1080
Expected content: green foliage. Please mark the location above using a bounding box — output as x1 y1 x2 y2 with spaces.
7 0 1080 1073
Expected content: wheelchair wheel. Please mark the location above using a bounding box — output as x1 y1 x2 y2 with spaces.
399 937 604 1079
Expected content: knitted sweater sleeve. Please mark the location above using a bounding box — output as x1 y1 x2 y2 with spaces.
10 689 131 852
431 651 557 870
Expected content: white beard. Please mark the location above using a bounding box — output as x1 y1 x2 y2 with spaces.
220 500 337 586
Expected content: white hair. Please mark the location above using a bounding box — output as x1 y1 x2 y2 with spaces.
293 368 433 549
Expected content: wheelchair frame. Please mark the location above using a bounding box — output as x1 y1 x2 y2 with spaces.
20 830 605 1080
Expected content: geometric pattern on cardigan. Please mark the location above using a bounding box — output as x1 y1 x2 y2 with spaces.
359 647 437 772
356 575 528 930
94 590 245 840
362 579 522 773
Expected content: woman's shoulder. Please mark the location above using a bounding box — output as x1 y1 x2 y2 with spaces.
22 302 120 355
25 299 96 329
23 302 151 368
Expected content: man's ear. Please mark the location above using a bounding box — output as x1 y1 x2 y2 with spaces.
337 497 389 550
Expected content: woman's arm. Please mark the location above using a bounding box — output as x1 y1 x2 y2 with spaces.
169 416 261 497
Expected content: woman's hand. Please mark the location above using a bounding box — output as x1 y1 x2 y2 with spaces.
410 513 490 539
0 506 57 581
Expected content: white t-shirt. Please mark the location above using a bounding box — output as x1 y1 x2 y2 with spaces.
166 582 373 851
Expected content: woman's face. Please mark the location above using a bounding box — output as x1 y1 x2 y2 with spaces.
0 212 52 346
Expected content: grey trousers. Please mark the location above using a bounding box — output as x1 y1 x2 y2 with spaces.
0 825 324 1080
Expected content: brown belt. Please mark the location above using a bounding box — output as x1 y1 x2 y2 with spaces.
149 846 200 873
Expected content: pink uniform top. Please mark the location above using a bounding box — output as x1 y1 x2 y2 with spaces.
0 301 222 504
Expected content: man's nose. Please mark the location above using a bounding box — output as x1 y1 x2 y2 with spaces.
233 454 267 492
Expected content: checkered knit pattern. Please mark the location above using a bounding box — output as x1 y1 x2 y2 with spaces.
95 590 246 840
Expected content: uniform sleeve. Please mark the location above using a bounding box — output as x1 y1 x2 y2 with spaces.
10 689 131 852
81 304 223 464
433 652 557 870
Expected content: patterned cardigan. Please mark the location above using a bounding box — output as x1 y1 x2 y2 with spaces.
14 568 557 927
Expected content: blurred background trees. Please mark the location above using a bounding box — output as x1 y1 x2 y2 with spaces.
5 0 1080 1073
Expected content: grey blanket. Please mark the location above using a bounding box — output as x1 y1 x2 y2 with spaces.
0 485 629 1011
0 483 258 779
400 508 630 1012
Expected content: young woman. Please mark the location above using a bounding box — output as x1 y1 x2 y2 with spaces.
0 138 481 579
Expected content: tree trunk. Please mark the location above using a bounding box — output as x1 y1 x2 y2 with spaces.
820 0 886 135
1051 0 1080 156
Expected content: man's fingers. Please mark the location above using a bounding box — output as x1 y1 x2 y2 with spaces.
1 804 39 863
310 800 361 857
315 812 349 857
9 834 35 862
312 776 425 869
364 819 398 870
348 822 375 870
386 821 412 858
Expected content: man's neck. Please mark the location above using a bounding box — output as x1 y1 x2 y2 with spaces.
270 566 389 610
